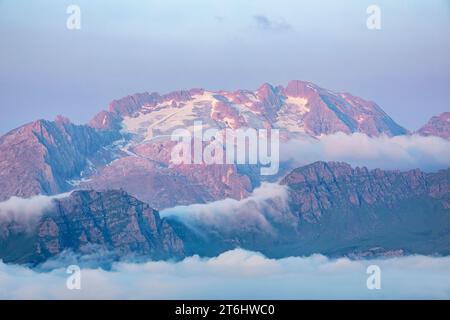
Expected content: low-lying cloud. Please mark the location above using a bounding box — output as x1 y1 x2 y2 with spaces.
0 193 70 225
160 182 288 232
281 133 450 172
1 249 450 299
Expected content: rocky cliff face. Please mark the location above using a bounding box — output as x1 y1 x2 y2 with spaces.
280 161 448 222
275 161 450 256
0 190 184 264
0 117 119 201
280 81 408 136
81 141 252 210
417 112 450 140
168 162 450 258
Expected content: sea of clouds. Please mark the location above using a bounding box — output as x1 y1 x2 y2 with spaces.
1 249 450 299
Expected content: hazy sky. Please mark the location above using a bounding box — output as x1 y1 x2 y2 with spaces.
1 0 449 134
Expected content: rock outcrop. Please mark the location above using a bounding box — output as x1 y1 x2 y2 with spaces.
0 118 119 201
0 190 184 264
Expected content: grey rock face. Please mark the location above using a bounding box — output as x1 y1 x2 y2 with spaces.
0 189 184 264
0 118 119 201
169 162 450 258
276 161 450 256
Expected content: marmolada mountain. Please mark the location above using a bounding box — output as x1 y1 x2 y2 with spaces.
0 80 449 265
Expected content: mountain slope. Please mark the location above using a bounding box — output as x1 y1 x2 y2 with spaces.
417 112 450 140
168 162 450 258
0 80 409 207
276 161 450 257
0 117 119 201
1 162 449 264
0 190 184 264
82 157 252 210
90 80 408 137
82 80 409 208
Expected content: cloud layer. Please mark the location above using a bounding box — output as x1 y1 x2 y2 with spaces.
281 133 450 172
1 249 450 299
160 182 288 232
0 193 70 225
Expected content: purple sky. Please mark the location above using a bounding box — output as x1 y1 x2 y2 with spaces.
1 0 449 134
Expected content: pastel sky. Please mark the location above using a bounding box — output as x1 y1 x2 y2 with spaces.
0 0 449 134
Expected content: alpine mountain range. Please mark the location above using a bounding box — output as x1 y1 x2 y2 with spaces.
1 80 449 265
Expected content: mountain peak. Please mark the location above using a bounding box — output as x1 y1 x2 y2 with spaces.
0 188 185 264
54 115 71 125
284 80 318 97
94 80 408 138
417 112 450 140
256 82 275 92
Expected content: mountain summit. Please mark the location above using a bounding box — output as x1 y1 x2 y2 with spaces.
90 80 408 138
0 80 410 208
417 112 450 140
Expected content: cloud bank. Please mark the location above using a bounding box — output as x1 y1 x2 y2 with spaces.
0 193 70 225
160 182 288 232
1 249 450 299
281 133 450 172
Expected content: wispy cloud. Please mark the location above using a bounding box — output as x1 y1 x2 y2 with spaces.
253 14 292 32
160 182 288 233
1 249 450 299
281 133 450 172
0 193 70 226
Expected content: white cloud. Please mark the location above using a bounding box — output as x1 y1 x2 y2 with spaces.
281 133 450 171
0 193 70 225
160 182 288 232
1 249 450 299
253 15 292 32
